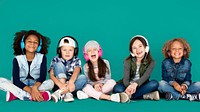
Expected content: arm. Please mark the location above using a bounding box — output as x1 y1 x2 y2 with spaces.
102 60 111 84
12 58 27 89
68 58 82 92
135 60 155 87
36 55 47 83
123 59 131 87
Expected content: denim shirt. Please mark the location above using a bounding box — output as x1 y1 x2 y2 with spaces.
15 53 44 81
162 57 192 86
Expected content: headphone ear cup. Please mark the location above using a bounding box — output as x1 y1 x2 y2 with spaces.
98 46 103 57
20 41 25 50
130 52 135 57
84 53 89 61
36 45 41 52
145 46 149 53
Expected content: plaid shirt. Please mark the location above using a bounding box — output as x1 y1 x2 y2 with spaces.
49 56 82 76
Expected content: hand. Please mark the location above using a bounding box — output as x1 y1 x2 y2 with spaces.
180 85 187 95
173 82 182 92
31 86 44 102
58 83 68 90
68 81 75 92
94 83 103 92
125 83 138 95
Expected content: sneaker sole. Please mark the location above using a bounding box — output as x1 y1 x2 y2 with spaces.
120 92 129 103
64 98 74 102
154 91 160 100
45 91 51 101
6 92 10 102
51 94 58 103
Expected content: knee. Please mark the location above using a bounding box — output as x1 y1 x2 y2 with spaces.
0 77 8 82
48 80 54 89
149 80 159 88
113 84 125 93
106 79 116 85
159 80 168 87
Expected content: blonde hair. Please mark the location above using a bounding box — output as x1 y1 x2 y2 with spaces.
162 38 191 58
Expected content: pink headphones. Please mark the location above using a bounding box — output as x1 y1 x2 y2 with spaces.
83 40 103 61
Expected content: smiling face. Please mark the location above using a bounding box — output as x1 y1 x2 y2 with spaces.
131 39 146 60
170 41 184 63
86 47 99 63
60 46 75 60
24 35 39 53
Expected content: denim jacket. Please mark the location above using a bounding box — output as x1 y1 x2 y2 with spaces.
162 57 192 87
15 53 44 81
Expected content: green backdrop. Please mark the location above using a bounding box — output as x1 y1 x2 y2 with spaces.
0 0 200 111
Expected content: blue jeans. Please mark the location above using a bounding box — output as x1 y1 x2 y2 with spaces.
113 80 159 99
158 80 200 100
52 62 87 94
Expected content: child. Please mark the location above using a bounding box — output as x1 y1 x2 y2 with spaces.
0 30 54 102
77 40 129 103
113 35 160 100
49 36 87 103
158 38 200 101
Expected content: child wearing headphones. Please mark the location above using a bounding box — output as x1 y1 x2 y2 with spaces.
76 40 129 103
113 35 159 100
49 36 87 103
158 38 200 101
0 30 54 102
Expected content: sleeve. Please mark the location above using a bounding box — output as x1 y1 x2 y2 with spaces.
36 55 47 83
135 60 155 87
102 60 111 84
83 63 93 85
182 61 192 87
162 60 174 86
12 58 27 89
74 57 82 72
123 59 131 87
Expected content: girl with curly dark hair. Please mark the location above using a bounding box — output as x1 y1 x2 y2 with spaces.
0 30 54 102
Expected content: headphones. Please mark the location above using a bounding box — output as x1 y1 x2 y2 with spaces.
57 36 79 57
130 35 149 57
20 35 42 53
83 41 103 61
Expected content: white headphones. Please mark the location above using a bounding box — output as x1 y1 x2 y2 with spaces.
130 35 150 57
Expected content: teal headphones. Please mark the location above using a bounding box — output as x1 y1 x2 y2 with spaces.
20 35 42 52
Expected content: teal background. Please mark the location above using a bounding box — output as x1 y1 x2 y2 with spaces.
0 0 200 111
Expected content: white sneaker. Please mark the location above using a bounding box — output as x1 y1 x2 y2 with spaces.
51 89 63 103
110 93 120 102
77 90 89 100
63 92 74 102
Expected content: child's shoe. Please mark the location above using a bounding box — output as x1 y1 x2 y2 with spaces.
110 93 120 102
165 92 173 100
51 89 63 103
143 91 160 100
63 92 74 102
77 90 89 100
41 91 51 101
119 92 130 103
6 92 17 102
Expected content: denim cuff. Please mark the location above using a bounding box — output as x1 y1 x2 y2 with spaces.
57 73 67 79
169 81 174 86
183 81 190 87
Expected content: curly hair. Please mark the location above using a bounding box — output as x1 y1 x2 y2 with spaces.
162 38 191 58
13 30 51 55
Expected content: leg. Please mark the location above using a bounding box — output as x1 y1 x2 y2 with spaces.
187 82 200 94
38 79 54 91
82 84 102 100
102 79 116 93
74 75 87 91
131 80 159 99
0 77 31 100
113 83 126 93
158 80 181 100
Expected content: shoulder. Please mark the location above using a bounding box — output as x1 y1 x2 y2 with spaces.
103 59 109 64
182 58 192 66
